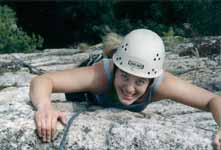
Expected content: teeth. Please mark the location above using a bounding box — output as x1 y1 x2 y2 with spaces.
123 92 133 97
121 89 135 98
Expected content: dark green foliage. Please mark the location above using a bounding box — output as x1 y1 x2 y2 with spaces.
3 1 221 48
56 1 174 42
0 5 43 53
56 0 221 42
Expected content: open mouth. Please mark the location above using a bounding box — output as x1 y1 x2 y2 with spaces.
120 89 135 101
123 96 134 101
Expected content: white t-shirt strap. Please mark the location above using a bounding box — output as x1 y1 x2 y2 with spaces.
102 58 113 87
151 71 165 96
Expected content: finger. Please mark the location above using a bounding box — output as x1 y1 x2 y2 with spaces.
217 144 221 150
58 112 67 125
46 115 52 142
218 144 221 150
219 139 221 150
41 117 47 142
34 113 42 138
218 131 221 150
213 136 221 150
51 115 57 140
212 142 217 150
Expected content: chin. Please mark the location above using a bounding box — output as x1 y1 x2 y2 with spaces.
115 87 138 105
119 98 136 106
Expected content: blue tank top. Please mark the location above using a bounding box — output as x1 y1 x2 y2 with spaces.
95 59 164 112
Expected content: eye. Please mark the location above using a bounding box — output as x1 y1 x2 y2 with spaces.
121 73 129 81
135 79 146 86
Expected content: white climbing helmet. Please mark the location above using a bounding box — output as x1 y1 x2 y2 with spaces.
113 29 165 78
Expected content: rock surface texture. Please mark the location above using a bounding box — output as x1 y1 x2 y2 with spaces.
0 39 221 150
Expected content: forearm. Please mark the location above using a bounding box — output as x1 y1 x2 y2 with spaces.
29 76 53 110
208 96 221 129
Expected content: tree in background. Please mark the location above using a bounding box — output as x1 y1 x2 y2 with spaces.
0 5 43 53
2 1 221 49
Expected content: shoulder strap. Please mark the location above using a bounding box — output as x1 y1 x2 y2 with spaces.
151 72 165 96
102 58 113 87
143 72 164 104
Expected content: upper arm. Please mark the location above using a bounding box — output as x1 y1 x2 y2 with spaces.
152 71 215 110
40 62 108 94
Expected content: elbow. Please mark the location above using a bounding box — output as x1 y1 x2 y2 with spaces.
29 74 53 96
30 75 39 86
30 75 45 89
30 74 52 85
206 95 221 112
29 76 42 97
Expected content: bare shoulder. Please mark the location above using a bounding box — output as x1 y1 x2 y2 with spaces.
152 71 215 110
41 61 111 94
92 60 114 93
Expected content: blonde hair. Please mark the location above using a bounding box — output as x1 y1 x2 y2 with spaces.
77 32 123 56
78 43 90 52
102 32 123 50
102 32 123 57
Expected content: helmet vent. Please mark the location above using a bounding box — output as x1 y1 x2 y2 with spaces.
116 57 121 61
120 62 123 65
124 43 128 51
154 53 161 61
148 72 150 75
152 68 157 74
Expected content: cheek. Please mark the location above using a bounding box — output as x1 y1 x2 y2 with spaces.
137 85 148 95
114 72 123 87
114 76 121 88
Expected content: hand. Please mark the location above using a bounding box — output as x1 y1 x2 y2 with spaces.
213 129 221 150
34 106 66 143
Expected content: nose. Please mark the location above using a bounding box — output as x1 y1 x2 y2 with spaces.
125 82 135 94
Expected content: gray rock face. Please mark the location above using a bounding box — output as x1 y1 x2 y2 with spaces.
165 52 221 91
169 36 221 57
0 45 220 150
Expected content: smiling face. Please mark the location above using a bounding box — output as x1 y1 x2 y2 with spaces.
114 68 150 106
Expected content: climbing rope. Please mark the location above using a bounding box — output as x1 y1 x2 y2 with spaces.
59 112 81 150
59 93 92 150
